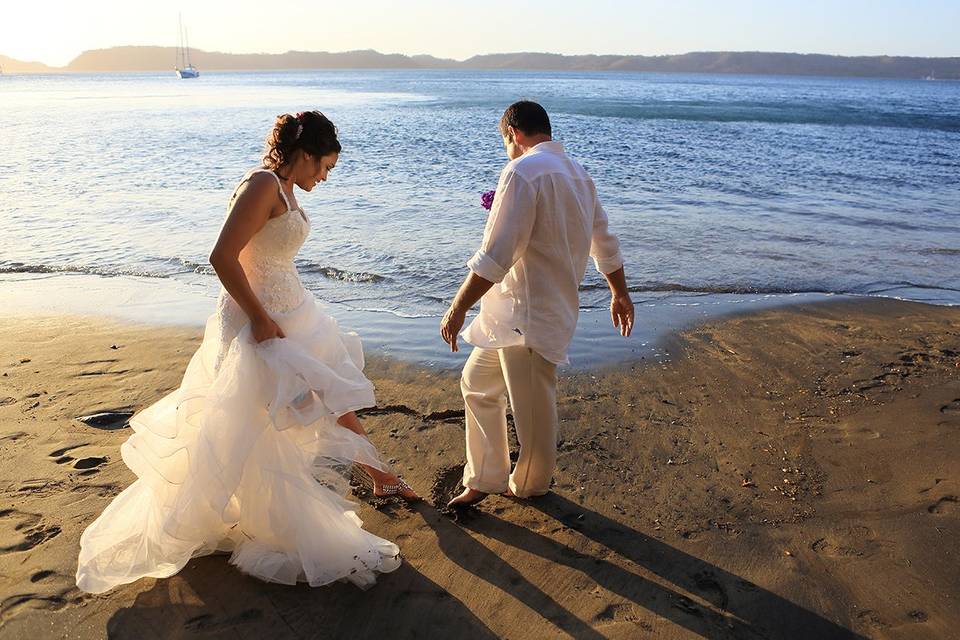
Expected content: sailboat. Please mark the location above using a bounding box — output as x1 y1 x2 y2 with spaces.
174 14 200 79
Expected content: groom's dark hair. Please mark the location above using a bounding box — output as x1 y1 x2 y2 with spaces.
499 101 552 138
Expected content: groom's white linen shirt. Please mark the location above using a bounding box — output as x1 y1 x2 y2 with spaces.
462 141 623 365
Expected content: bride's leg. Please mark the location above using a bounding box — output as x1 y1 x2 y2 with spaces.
336 410 369 437
337 412 418 499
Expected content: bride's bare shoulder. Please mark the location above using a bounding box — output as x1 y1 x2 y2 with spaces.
230 170 281 212
234 170 277 197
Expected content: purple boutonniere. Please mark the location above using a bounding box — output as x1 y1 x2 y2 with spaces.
480 190 496 211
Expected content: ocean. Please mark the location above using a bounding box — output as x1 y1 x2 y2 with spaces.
1 70 958 366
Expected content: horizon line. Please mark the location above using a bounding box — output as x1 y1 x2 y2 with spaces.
4 46 960 69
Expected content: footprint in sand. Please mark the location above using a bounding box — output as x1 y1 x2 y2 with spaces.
74 368 131 378
0 509 61 553
76 409 134 430
16 479 66 497
30 570 56 583
183 609 264 633
429 464 467 514
0 585 85 624
48 445 108 473
857 609 888 631
49 444 87 458
593 602 643 626
692 571 730 611
927 496 958 514
811 525 880 558
72 456 108 470
69 483 122 498
909 610 929 623
47 444 88 466
939 399 960 415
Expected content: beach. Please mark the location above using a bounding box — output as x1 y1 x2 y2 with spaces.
1 297 957 639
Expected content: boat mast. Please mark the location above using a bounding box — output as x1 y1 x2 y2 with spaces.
176 13 182 69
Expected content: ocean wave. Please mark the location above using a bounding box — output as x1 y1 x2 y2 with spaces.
917 248 960 256
172 258 216 275
578 281 827 295
579 280 960 297
0 259 389 285
0 262 172 279
556 101 960 132
854 280 960 294
296 262 388 283
328 306 437 319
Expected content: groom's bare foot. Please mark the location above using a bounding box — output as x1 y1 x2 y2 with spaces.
447 488 488 508
501 488 517 498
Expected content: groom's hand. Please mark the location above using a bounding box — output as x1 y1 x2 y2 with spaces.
611 295 634 337
440 306 466 352
441 272 494 353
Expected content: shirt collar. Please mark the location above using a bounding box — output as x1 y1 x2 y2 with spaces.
528 140 564 155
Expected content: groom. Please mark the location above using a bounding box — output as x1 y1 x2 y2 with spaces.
440 100 634 507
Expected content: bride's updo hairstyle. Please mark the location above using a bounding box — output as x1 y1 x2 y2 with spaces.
263 110 341 171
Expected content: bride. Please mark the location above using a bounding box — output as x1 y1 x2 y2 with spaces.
76 110 417 594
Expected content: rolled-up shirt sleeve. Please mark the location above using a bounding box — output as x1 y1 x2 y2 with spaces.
589 185 624 275
466 169 537 283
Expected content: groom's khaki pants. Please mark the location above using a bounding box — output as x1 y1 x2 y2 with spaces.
461 346 558 498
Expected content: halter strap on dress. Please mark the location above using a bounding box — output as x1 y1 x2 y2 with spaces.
253 169 293 211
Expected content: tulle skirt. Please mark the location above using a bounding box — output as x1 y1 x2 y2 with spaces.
75 293 400 594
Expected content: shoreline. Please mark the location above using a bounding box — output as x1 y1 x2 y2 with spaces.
0 297 958 637
1 271 860 370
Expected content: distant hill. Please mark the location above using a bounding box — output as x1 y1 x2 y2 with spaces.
2 47 958 79
0 54 54 73
64 47 453 72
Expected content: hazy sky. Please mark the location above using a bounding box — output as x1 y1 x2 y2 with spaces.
4 0 958 67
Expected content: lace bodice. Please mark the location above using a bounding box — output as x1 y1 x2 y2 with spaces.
239 205 310 313
214 170 311 361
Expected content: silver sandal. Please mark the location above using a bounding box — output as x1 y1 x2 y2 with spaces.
375 477 418 500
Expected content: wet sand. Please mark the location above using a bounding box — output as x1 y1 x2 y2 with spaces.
0 298 958 639
0 271 839 369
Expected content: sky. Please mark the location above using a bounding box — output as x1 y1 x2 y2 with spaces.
3 0 958 67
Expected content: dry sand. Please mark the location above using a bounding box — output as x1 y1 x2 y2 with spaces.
0 298 958 639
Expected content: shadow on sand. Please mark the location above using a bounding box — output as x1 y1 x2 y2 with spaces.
107 553 496 639
106 489 864 639
431 492 864 639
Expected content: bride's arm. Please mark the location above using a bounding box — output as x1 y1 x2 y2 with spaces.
209 173 285 342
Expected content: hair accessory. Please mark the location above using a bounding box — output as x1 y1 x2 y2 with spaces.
293 112 306 140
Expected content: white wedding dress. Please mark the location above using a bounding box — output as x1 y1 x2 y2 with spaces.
76 169 401 594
